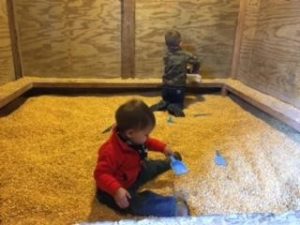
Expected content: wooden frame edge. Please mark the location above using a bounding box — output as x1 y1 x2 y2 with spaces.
1 78 299 133
225 84 300 132
0 83 32 108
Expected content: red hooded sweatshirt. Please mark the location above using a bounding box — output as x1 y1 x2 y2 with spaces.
94 128 167 196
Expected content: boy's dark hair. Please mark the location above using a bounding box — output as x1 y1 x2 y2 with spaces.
165 30 181 48
115 99 156 132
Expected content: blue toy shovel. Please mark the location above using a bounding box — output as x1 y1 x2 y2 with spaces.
215 150 227 167
170 156 189 176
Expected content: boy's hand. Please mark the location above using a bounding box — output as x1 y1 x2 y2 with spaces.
186 64 193 73
114 187 131 209
164 145 174 156
164 146 183 161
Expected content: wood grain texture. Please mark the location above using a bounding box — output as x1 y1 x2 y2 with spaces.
237 0 300 109
0 0 15 85
135 0 240 78
14 0 121 78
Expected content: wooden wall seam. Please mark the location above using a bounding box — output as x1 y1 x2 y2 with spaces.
6 0 22 79
230 0 247 79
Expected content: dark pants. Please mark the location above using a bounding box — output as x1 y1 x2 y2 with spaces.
96 159 177 217
162 85 186 109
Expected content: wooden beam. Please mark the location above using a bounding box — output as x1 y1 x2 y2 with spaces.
121 0 135 78
0 77 225 109
6 0 22 79
230 0 247 79
0 79 32 109
2 77 300 133
30 78 225 89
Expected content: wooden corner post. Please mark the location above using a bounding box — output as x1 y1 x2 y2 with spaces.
230 0 247 79
121 0 135 78
6 0 22 79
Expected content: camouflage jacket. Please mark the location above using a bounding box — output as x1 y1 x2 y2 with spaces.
163 48 200 87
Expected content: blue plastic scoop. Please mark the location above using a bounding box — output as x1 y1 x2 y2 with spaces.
170 156 189 176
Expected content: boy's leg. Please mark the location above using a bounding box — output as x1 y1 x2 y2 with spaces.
96 189 130 214
127 159 176 217
96 189 189 217
149 100 168 111
96 158 189 217
150 86 170 112
129 190 177 217
162 85 171 103
166 87 185 117
130 159 171 191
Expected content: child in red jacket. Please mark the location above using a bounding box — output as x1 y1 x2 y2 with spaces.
94 99 189 217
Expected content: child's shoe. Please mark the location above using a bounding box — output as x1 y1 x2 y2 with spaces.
167 104 185 117
175 197 190 216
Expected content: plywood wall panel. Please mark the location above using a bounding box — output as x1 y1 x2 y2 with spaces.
0 0 15 85
15 0 121 78
238 0 300 109
135 0 240 78
237 0 260 79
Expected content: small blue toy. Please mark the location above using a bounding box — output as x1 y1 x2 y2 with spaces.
215 150 227 167
170 156 189 176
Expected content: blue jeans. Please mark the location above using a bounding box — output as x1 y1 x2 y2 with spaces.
96 159 177 217
162 85 186 109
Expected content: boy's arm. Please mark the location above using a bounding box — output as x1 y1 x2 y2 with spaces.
186 52 200 73
145 137 167 153
94 149 122 196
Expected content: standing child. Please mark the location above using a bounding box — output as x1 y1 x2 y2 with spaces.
151 30 201 117
94 99 189 217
